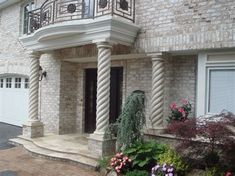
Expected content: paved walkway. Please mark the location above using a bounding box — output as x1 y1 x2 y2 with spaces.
0 147 100 176
0 123 100 176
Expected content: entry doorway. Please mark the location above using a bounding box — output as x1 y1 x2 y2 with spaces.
84 67 123 133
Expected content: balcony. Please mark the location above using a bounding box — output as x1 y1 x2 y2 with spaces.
20 0 139 51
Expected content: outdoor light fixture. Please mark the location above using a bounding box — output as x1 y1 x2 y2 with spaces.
39 66 47 81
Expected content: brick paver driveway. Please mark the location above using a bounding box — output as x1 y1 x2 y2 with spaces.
0 123 100 176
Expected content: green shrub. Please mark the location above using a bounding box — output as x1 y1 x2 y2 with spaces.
204 167 224 176
125 170 149 176
158 147 189 175
124 141 166 171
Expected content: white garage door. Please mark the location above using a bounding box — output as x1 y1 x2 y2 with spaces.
0 76 29 126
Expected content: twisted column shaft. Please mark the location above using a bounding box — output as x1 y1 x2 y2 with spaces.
95 42 112 134
28 52 40 122
150 57 165 127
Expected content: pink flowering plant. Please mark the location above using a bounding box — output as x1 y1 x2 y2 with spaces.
110 152 132 174
167 99 192 123
151 163 175 176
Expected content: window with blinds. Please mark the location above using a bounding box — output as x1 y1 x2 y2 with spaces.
208 69 235 114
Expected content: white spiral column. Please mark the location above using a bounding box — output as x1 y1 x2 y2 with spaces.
23 51 44 138
95 42 112 134
28 52 40 121
88 42 114 158
150 56 165 129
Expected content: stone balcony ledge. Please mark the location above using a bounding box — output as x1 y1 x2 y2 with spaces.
20 16 140 51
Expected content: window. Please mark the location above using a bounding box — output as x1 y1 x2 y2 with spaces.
25 78 29 89
23 1 35 34
6 78 12 88
0 79 3 88
197 53 235 116
15 78 22 88
207 69 235 114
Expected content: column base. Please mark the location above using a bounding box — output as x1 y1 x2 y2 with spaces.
23 121 44 138
88 133 116 158
144 127 165 136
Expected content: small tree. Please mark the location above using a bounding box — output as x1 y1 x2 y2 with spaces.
117 90 145 150
166 112 235 170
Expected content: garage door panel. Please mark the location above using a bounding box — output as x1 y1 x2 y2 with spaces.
0 76 29 126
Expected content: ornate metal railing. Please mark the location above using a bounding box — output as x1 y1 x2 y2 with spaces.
27 0 135 34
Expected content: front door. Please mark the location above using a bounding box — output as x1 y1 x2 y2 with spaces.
84 67 123 133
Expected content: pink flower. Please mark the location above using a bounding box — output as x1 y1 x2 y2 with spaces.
226 172 233 176
182 99 188 105
170 102 177 110
178 107 185 114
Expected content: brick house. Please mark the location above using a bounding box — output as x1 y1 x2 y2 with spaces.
0 0 235 166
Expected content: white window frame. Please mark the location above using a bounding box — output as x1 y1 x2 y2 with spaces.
15 77 22 88
197 52 235 117
6 78 12 88
24 78 29 89
0 79 4 88
22 0 35 34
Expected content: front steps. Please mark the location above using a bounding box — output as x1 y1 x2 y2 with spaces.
9 134 99 170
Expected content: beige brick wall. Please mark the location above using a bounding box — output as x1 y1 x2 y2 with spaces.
0 2 30 76
135 0 235 53
124 56 197 127
164 55 197 123
59 61 78 134
40 52 61 134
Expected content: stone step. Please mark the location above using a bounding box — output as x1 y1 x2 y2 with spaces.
17 135 98 160
9 138 99 170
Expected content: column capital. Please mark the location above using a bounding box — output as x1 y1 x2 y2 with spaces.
147 53 164 61
96 42 113 49
27 51 41 59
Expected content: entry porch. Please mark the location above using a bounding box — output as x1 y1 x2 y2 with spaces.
10 134 99 169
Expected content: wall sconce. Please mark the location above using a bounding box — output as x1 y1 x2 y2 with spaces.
39 66 47 81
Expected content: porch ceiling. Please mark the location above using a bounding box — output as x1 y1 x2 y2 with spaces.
19 16 140 52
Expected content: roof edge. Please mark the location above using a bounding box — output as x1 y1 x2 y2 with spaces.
0 0 21 10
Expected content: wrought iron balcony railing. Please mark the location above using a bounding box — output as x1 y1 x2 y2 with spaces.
27 0 135 34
